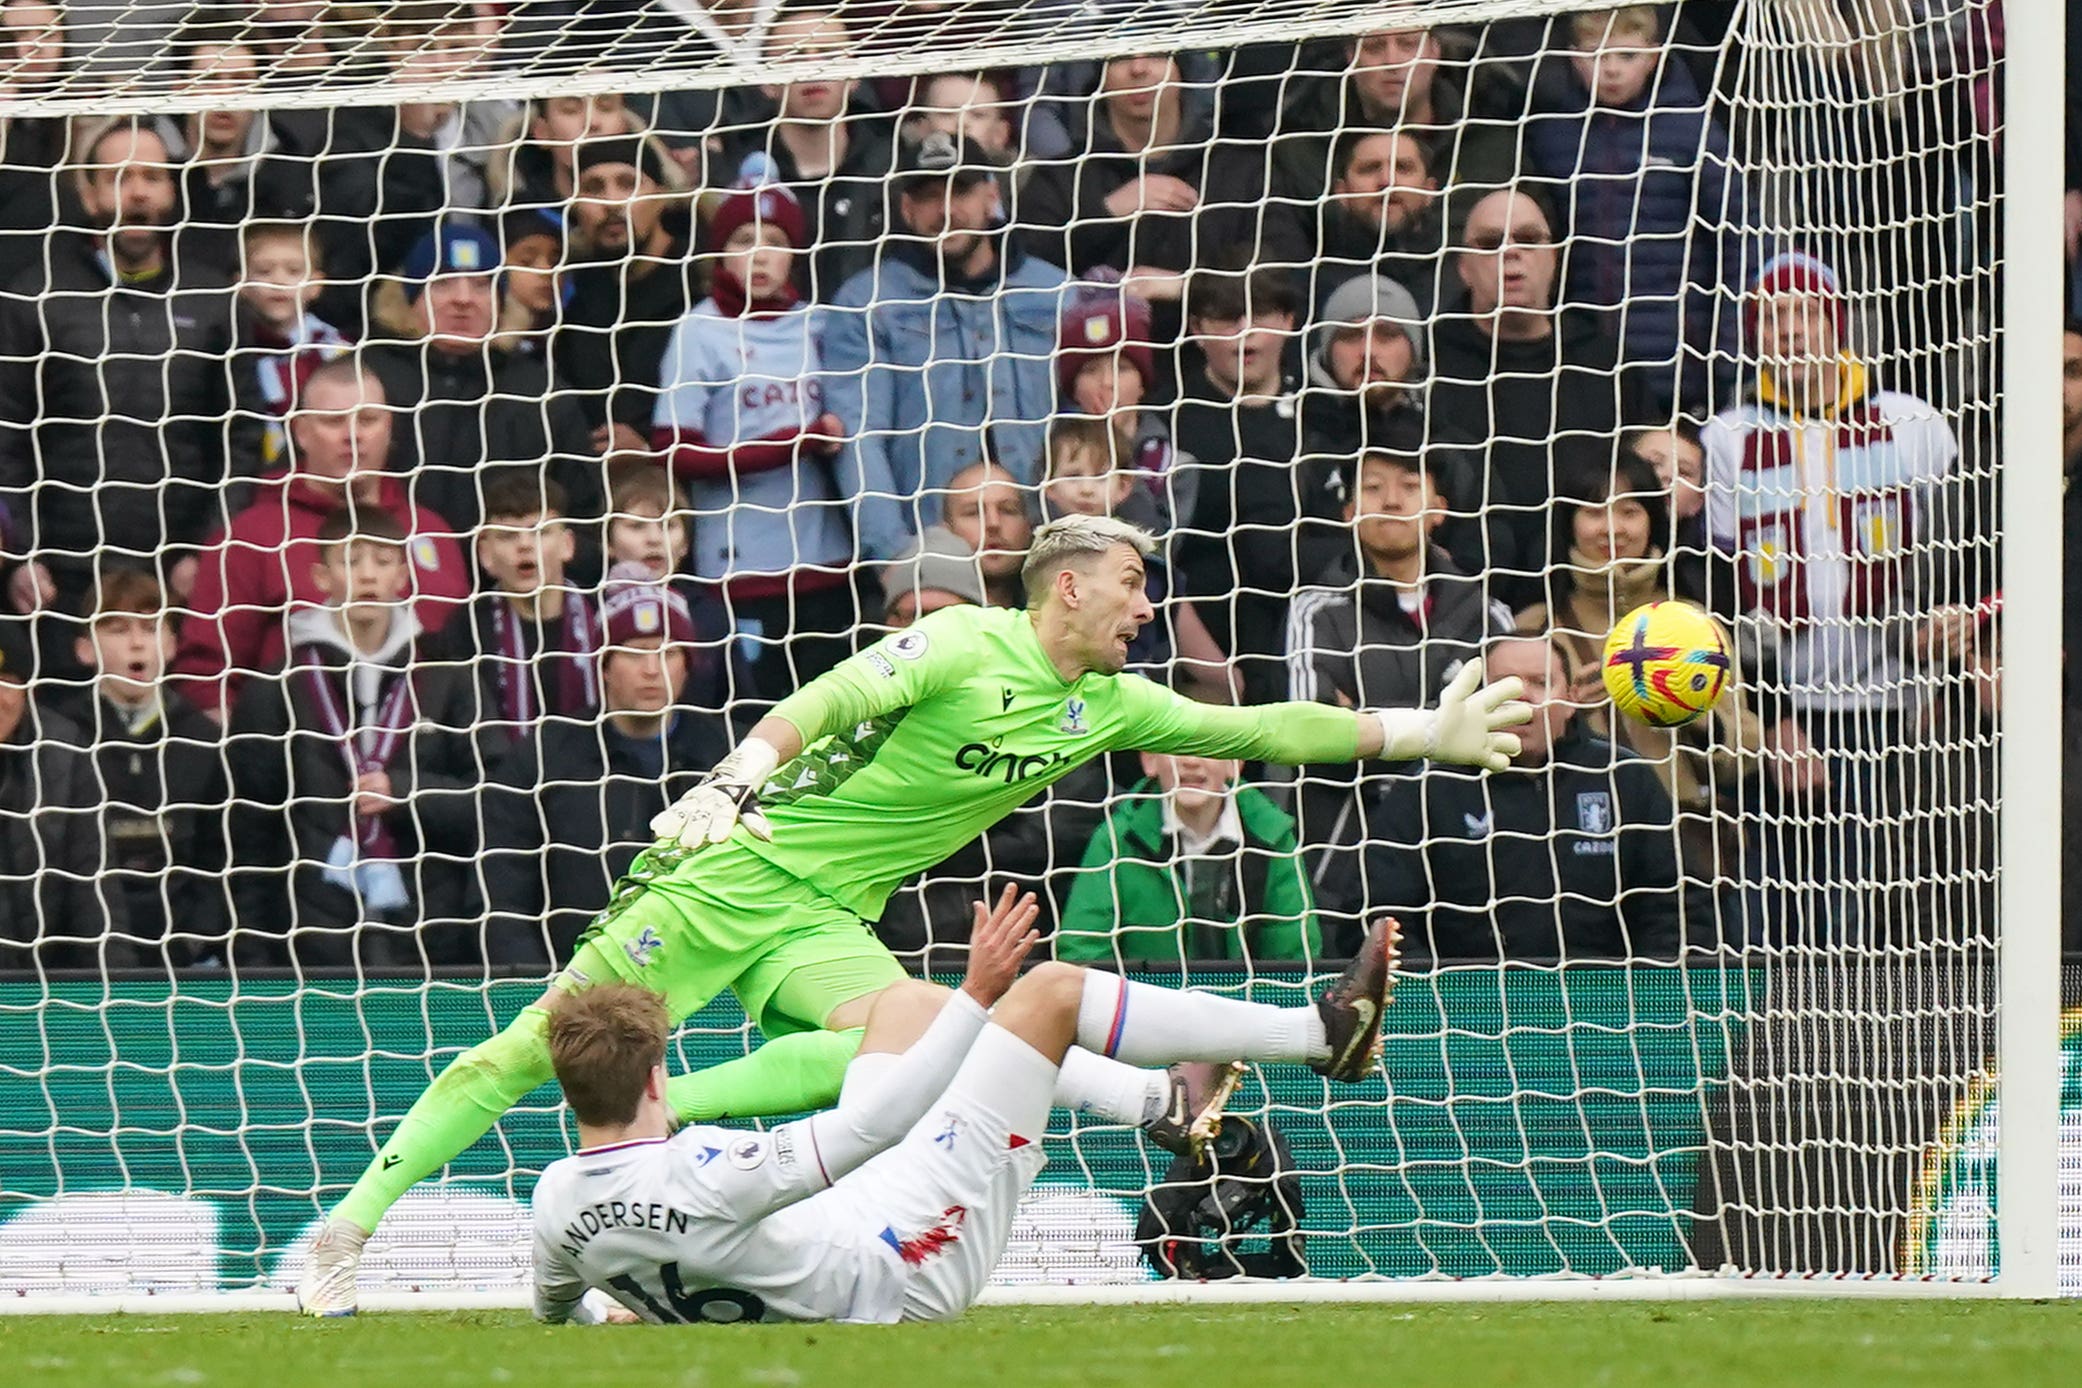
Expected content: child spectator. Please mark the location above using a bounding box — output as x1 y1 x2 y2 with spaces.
478 577 729 963
1056 751 1320 966
47 572 231 966
1054 285 1185 526
1524 4 1744 413
1042 417 1234 702
653 177 854 698
172 360 470 721
602 456 691 582
499 206 568 335
469 473 600 735
226 508 494 969
601 458 744 711
231 220 353 475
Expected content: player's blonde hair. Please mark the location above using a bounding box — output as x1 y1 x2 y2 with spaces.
1021 513 1155 606
546 984 669 1128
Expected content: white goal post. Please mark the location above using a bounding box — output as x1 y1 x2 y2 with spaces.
0 0 2066 1309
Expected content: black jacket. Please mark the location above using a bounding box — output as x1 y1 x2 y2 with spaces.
0 705 131 971
173 131 324 282
44 688 233 962
554 245 701 432
1018 102 1310 284
362 339 602 536
279 106 451 333
1427 310 1651 607
1363 723 1692 961
225 617 501 966
479 710 730 964
1169 361 1344 697
1305 203 1450 319
1284 546 1513 942
0 234 243 570
0 119 64 291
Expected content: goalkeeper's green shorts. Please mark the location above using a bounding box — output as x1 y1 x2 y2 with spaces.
560 840 906 1035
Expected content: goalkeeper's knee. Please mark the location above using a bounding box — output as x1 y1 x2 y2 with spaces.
446 1006 556 1111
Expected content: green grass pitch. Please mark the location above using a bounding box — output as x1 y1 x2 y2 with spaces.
3 1302 2076 1388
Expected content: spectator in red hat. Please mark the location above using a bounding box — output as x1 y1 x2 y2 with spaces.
478 575 728 963
1053 284 1186 527
1703 249 1966 945
653 173 856 699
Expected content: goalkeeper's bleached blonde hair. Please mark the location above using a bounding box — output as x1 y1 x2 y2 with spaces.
1021 513 1156 606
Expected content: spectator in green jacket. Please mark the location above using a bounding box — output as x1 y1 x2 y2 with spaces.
1056 751 1321 966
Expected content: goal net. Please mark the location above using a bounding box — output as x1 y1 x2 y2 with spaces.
0 0 2061 1304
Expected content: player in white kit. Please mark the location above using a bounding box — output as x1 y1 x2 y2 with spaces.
531 889 1400 1324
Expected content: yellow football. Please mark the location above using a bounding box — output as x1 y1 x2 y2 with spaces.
1601 600 1731 729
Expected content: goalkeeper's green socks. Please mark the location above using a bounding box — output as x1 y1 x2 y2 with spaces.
665 1027 863 1123
331 1004 557 1233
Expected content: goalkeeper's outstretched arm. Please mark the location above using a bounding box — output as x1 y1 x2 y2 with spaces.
1121 660 1532 773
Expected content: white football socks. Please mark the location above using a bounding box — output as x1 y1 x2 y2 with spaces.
1073 973 1328 1068
1052 1047 1172 1126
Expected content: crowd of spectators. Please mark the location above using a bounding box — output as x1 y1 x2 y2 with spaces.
0 0 2029 976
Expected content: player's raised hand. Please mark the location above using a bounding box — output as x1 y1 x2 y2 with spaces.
960 884 1041 1007
649 740 781 851
1370 662 1532 773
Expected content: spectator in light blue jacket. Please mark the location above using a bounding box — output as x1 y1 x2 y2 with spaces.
820 131 1067 562
1523 5 1749 414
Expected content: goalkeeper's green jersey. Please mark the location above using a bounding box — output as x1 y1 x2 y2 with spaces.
735 604 1363 920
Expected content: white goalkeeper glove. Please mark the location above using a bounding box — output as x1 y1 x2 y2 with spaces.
1369 661 1532 773
649 738 782 851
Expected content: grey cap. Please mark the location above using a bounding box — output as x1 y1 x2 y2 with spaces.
881 525 989 615
1315 274 1428 377
894 130 1004 192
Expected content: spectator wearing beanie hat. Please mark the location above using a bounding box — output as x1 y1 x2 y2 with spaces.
1702 248 1965 946
1303 273 1429 443
653 163 858 700
1054 281 1189 526
500 206 568 332
362 222 599 537
479 573 729 963
879 525 990 627
559 133 701 455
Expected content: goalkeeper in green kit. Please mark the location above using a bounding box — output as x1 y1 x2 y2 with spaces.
298 515 1530 1313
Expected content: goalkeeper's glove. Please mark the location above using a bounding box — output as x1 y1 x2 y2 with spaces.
649 738 782 850
1369 661 1532 773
